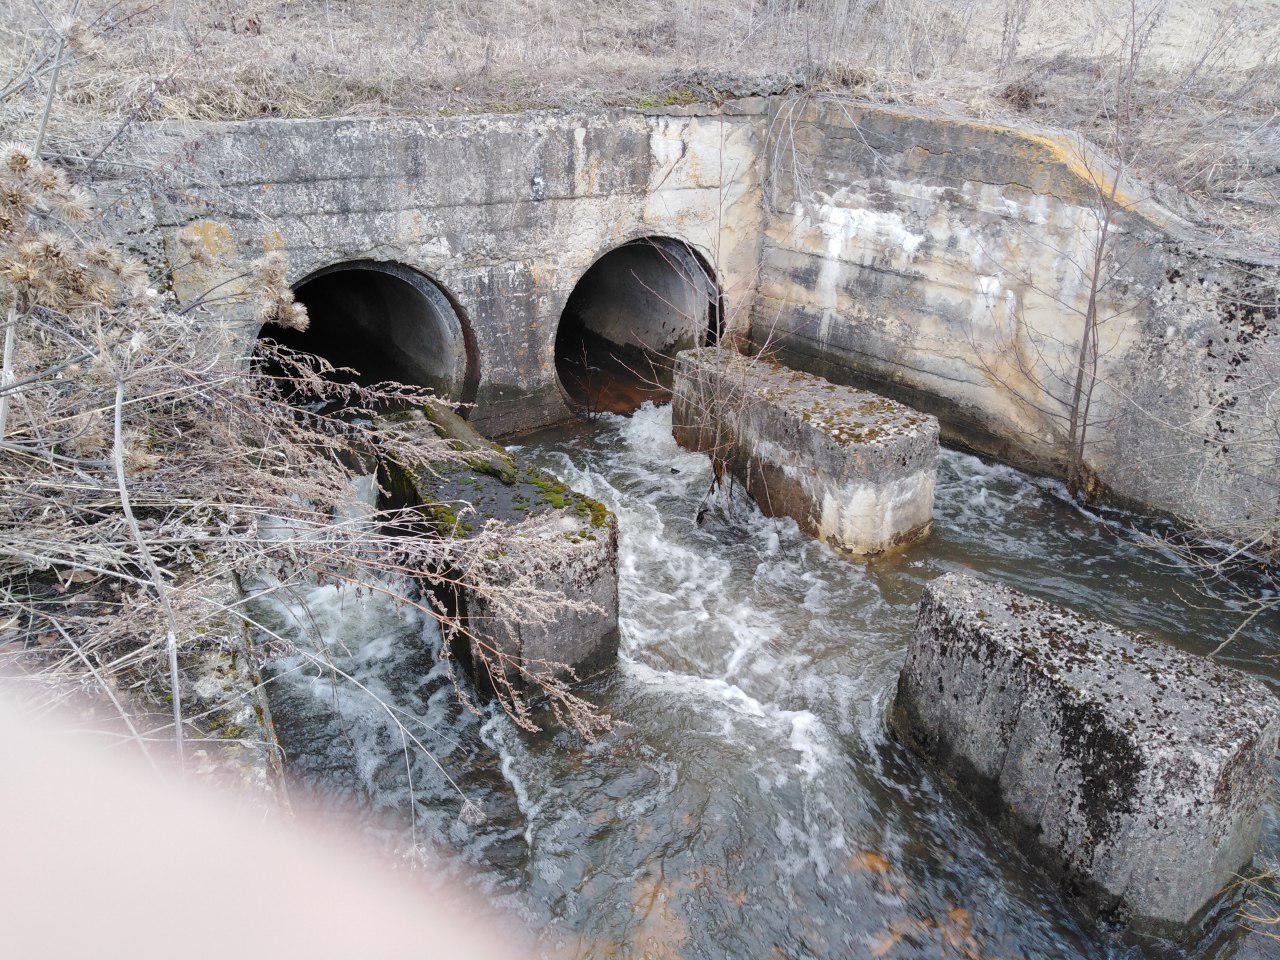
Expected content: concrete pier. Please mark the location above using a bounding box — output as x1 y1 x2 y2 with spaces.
380 408 619 685
672 347 938 555
894 573 1280 928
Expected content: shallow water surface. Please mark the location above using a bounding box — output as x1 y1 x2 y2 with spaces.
261 403 1279 960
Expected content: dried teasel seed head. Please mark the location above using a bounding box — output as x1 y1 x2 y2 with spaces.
0 142 33 175
257 289 309 332
35 165 69 195
115 258 149 293
84 278 119 308
0 261 41 291
251 250 290 286
252 249 308 330
57 185 94 222
58 17 102 58
0 181 30 214
84 242 123 272
281 299 310 332
19 232 71 266
60 264 93 297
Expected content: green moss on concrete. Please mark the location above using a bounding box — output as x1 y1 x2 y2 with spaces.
375 408 612 541
394 457 612 541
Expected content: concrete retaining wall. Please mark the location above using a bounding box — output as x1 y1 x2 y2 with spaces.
105 102 765 436
894 573 1280 928
755 98 1280 538
103 95 1279 537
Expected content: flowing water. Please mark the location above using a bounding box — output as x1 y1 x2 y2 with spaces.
258 403 1279 960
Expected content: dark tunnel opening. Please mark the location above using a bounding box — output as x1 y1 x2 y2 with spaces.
554 238 721 416
256 261 471 406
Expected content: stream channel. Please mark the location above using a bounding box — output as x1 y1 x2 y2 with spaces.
253 403 1279 960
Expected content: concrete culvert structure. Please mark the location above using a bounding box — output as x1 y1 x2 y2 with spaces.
555 237 720 415
261 260 472 401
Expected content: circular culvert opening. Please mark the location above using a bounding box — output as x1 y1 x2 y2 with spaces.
256 260 473 404
554 237 721 416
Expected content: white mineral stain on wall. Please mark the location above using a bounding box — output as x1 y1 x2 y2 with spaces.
643 113 764 336
816 469 935 556
572 126 593 194
792 191 926 271
884 180 949 204
971 274 1007 328
958 182 1050 225
782 190 928 344
764 152 1154 460
418 235 451 261
649 116 689 188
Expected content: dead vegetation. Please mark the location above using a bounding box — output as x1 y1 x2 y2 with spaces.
0 131 611 777
1240 868 1280 945
0 0 1273 750
0 0 1277 248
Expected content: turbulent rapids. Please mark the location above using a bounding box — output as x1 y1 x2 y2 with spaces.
254 404 1279 960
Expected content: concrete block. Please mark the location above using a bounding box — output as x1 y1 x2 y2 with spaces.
672 346 938 555
380 409 619 685
461 501 619 679
894 573 1280 928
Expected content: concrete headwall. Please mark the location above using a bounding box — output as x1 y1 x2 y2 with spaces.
755 98 1280 536
110 102 765 435
107 95 1278 535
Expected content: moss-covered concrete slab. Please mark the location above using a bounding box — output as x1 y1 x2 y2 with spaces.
380 407 618 683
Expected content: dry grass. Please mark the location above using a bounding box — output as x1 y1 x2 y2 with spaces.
1 0 1278 246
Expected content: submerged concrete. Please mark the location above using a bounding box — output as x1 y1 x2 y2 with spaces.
894 573 1280 928
672 347 937 554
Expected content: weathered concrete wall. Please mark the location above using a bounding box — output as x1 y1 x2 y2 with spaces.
672 347 937 554
110 102 765 436
895 573 1280 928
105 95 1278 535
755 98 1280 537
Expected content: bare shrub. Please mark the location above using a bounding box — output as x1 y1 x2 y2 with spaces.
675 337 785 524
998 78 1045 111
0 138 611 773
